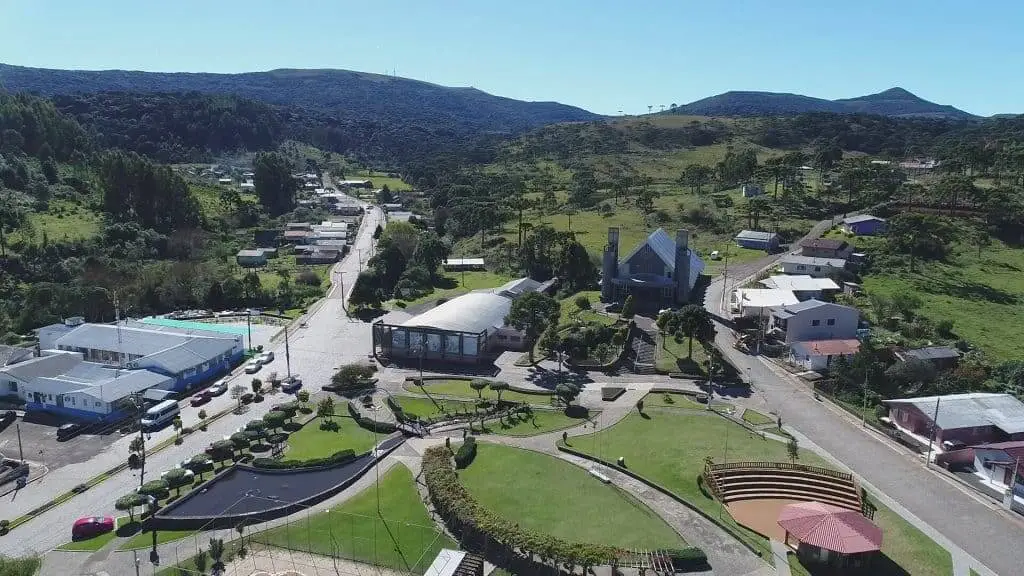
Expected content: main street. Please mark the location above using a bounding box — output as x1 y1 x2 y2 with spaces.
704 229 1023 576
0 196 383 558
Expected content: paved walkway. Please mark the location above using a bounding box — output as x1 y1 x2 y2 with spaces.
769 540 791 576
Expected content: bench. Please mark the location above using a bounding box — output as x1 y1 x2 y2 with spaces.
589 469 611 484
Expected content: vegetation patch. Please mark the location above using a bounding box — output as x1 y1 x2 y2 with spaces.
0 556 40 576
644 391 707 410
284 415 375 461
474 407 596 437
741 409 775 427
403 378 554 405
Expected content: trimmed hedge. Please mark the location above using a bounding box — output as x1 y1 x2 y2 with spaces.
253 449 357 470
422 445 618 570
454 437 477 469
346 401 398 433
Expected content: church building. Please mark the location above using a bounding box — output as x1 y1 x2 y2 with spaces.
600 227 705 311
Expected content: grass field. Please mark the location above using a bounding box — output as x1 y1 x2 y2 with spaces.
387 270 512 309
11 200 103 245
393 395 476 420
405 379 555 405
347 171 412 192
655 333 710 374
565 410 952 575
459 443 684 550
741 409 775 427
118 527 196 550
0 556 40 576
252 464 454 574
862 237 1024 361
557 290 619 326
285 416 376 461
643 391 706 410
474 407 597 437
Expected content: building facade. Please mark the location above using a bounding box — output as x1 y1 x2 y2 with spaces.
841 215 887 236
734 230 780 252
770 300 860 344
779 255 847 278
601 228 705 311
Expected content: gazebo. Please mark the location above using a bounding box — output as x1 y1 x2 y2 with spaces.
777 501 882 571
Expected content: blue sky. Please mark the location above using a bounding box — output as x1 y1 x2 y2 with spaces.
2 0 1021 116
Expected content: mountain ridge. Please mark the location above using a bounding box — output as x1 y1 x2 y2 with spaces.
673 87 976 120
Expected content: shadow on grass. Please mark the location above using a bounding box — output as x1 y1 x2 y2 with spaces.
793 553 909 576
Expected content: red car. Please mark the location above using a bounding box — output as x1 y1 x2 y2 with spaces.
190 392 210 407
72 516 115 539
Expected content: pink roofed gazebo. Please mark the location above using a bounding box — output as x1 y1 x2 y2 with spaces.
778 501 882 571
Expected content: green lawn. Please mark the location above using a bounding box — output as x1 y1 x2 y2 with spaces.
285 415 377 461
460 443 684 550
348 171 412 192
251 464 454 574
393 395 476 420
12 200 102 245
862 237 1024 361
655 333 709 375
404 378 555 405
643 391 707 410
56 517 124 551
0 556 40 576
741 409 775 427
118 527 196 550
475 407 598 437
387 270 512 309
557 290 616 326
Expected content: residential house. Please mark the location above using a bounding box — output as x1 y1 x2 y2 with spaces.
841 215 887 236
971 441 1024 497
236 249 267 268
296 248 341 265
770 300 859 344
895 346 961 370
339 179 373 189
734 230 780 252
310 230 348 244
283 230 312 245
730 289 799 318
799 238 855 260
443 258 486 272
884 393 1024 448
790 339 860 371
778 255 847 278
740 184 764 198
600 227 705 311
759 275 840 302
217 177 233 186
382 203 404 212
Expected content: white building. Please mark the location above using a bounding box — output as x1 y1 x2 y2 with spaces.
770 300 860 344
778 255 847 278
730 289 799 318
759 275 840 301
790 339 861 371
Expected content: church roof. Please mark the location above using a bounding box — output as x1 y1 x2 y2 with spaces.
621 228 679 271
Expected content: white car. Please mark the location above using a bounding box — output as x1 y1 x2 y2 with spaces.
709 250 721 260
244 361 262 374
257 351 275 364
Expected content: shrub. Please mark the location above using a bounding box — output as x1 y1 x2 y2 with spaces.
329 364 376 392
72 483 89 494
252 449 357 469
454 437 477 469
138 479 169 500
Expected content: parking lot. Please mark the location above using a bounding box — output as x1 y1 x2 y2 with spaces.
0 415 121 470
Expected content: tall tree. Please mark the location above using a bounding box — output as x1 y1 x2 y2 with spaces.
253 151 297 216
505 291 560 362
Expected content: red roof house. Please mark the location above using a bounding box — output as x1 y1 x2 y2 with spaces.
778 501 882 570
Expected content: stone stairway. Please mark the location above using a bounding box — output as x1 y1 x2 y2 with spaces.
626 327 658 374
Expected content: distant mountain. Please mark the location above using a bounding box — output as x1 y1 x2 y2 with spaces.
673 87 976 120
0 64 600 145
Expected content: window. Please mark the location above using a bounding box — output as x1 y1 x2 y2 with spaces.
7 382 15 392
95 401 102 407
811 320 821 326
814 266 821 272
797 265 806 271
827 319 835 326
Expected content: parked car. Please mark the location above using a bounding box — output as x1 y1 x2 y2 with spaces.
207 379 228 396
281 375 303 393
244 361 262 374
605 302 623 313
56 422 82 442
71 516 114 540
257 351 275 364
190 393 210 407
709 250 721 260
0 410 16 429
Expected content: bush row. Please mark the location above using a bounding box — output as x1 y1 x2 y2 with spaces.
422 446 618 570
253 449 357 469
346 401 398 433
454 437 477 469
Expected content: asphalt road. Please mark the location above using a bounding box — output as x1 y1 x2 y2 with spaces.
703 222 1024 576
0 197 384 557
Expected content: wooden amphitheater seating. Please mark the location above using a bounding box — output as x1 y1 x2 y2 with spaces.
706 462 862 512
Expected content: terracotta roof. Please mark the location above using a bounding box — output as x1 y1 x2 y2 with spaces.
793 339 861 357
777 501 882 554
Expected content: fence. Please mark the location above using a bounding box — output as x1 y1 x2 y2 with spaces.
706 460 855 483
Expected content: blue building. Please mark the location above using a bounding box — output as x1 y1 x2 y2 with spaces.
841 215 887 236
735 230 780 252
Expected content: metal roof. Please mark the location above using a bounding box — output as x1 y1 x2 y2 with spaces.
0 345 33 367
236 249 264 257
443 258 485 267
760 275 840 292
424 549 468 576
772 299 857 320
734 289 799 309
493 277 541 297
735 230 779 242
780 255 848 267
0 351 83 383
139 338 236 373
901 346 961 361
777 501 882 554
884 393 1024 434
39 366 173 402
843 214 886 224
619 229 705 283
56 323 237 360
402 291 513 334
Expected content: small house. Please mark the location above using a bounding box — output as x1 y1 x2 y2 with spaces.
382 203 404 212
884 393 1024 448
895 346 961 370
283 230 312 245
759 275 840 301
799 238 854 260
296 248 341 265
236 249 267 268
286 222 312 230
790 339 861 371
734 230 780 252
443 258 486 272
779 255 847 278
770 300 859 344
841 215 887 236
217 177 233 186
730 289 799 318
741 183 764 198
971 441 1024 497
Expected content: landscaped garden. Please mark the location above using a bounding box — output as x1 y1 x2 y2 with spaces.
392 395 475 421
563 409 953 576
643 391 707 410
458 442 684 550
472 406 597 437
0 556 40 576
251 464 454 574
284 415 376 461
403 378 554 405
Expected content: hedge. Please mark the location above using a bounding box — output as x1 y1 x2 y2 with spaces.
346 401 398 433
422 445 618 570
454 437 477 469
253 449 357 470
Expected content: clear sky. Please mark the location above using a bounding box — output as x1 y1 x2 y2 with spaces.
2 0 1021 116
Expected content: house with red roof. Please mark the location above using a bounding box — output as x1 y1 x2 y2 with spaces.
789 339 861 371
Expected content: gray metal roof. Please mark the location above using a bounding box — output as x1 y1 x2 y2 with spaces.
138 338 236 373
0 345 33 367
619 229 704 280
37 367 173 402
493 277 541 297
884 393 1024 434
735 230 779 242
780 255 848 267
402 292 513 334
237 249 264 257
843 214 885 224
902 347 961 361
56 324 234 359
772 299 857 320
0 351 83 383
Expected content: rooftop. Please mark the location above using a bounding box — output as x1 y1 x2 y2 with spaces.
779 255 848 268
443 258 485 267
773 299 857 320
843 214 886 225
735 230 779 241
236 249 264 257
0 345 33 367
492 277 542 297
793 339 861 356
884 393 1024 434
56 323 237 360
734 289 799 309
899 346 961 361
619 228 705 281
777 501 882 555
401 291 513 335
760 275 840 292
0 351 83 383
801 238 850 250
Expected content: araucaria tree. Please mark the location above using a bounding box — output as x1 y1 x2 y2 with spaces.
505 291 561 362
254 151 297 215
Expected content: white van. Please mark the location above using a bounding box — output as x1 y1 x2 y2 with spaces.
141 400 180 430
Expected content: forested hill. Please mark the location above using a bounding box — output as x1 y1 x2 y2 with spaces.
0 64 600 135
673 87 976 120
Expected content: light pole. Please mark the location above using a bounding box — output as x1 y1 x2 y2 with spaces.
335 270 346 312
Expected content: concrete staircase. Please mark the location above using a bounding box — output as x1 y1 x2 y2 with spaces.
626 328 658 375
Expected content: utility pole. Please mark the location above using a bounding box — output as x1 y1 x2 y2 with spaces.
861 371 869 427
246 311 253 353
284 326 291 380
16 424 24 462
925 396 941 467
